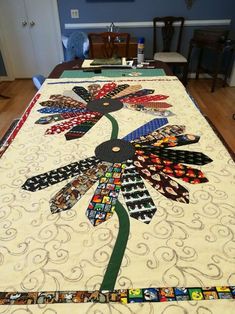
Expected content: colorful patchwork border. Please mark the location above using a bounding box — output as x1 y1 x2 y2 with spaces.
0 93 41 158
0 286 234 305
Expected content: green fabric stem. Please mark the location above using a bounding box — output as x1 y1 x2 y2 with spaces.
105 113 119 139
100 200 130 291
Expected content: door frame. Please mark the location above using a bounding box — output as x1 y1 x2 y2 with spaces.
0 0 64 80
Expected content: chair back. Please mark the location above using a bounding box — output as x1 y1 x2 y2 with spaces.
65 31 89 61
153 16 185 55
88 32 130 58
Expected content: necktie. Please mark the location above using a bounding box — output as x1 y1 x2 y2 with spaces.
131 125 186 145
94 82 117 99
22 156 100 192
86 163 126 226
124 104 174 117
135 151 209 184
40 100 86 109
103 84 129 98
121 160 157 223
72 87 92 102
121 94 169 104
45 112 101 135
112 85 142 99
50 162 110 214
122 118 168 142
65 119 101 141
133 157 189 203
151 134 200 148
41 94 87 109
87 84 101 100
35 112 89 125
118 89 154 101
135 102 172 109
136 146 212 165
38 107 85 114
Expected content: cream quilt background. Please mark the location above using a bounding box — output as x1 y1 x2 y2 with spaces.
0 77 234 313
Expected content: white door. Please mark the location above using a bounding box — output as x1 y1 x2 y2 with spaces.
0 0 63 78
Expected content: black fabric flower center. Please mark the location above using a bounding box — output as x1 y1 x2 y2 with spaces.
95 139 135 163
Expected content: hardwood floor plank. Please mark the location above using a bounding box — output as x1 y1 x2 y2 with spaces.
187 78 235 153
0 79 36 138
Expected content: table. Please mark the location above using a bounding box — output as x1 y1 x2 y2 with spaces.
48 59 173 78
187 29 235 92
0 64 234 313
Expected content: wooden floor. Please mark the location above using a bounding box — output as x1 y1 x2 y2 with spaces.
0 80 36 139
0 78 235 153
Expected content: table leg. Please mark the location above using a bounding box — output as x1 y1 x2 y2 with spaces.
211 51 222 92
196 48 203 80
223 48 234 87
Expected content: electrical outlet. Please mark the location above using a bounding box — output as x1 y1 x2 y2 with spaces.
71 9 79 19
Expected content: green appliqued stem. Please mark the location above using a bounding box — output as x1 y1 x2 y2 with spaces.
105 113 119 139
100 200 130 291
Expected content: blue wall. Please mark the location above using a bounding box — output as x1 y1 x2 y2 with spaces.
58 0 235 25
58 0 235 71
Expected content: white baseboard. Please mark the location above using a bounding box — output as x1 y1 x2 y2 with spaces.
0 76 13 81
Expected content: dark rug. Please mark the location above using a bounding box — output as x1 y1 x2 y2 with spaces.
0 119 20 147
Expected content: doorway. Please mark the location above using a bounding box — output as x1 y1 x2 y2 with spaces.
0 0 64 79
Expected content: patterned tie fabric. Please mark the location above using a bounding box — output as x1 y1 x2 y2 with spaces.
122 118 168 142
124 104 174 117
72 86 92 102
87 84 101 100
35 84 175 142
35 112 88 125
117 89 154 101
112 85 142 99
94 82 117 99
133 102 172 109
133 156 190 203
134 151 209 184
86 163 126 226
151 134 200 148
22 156 100 192
45 112 101 135
121 160 157 223
103 84 130 98
38 106 85 114
120 94 169 104
65 120 100 140
50 162 110 214
40 94 87 109
135 146 212 165
130 125 186 145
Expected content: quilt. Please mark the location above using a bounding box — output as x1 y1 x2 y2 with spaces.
0 76 234 314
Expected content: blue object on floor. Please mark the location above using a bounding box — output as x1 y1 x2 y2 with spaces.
65 31 89 61
32 75 45 90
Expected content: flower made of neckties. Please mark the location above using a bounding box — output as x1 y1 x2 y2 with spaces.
22 120 212 226
35 82 173 140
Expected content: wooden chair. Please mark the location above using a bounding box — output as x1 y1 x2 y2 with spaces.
153 16 188 85
88 32 130 58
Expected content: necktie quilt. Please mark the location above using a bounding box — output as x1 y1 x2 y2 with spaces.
0 76 234 314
